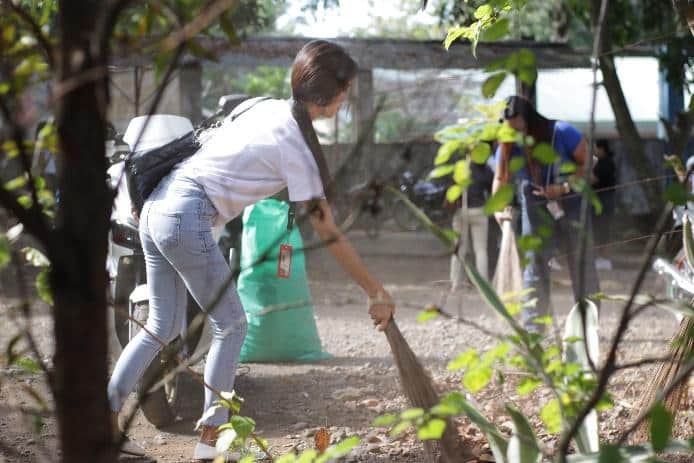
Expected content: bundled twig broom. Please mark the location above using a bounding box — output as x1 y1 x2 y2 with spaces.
630 315 693 443
384 319 476 463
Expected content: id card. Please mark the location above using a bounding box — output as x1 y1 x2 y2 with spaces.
547 200 565 220
277 244 292 279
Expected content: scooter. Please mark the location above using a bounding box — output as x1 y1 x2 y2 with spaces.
391 168 454 232
106 95 248 427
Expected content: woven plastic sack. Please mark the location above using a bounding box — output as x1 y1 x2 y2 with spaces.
237 199 331 362
492 221 523 302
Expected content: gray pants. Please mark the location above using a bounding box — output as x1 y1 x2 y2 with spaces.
519 181 600 327
108 174 247 426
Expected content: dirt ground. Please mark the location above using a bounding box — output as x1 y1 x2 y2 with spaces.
0 230 692 462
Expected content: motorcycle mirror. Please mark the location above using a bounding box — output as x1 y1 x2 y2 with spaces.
218 94 249 114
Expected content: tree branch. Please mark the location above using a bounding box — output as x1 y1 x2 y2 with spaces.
0 0 54 68
0 95 49 245
160 0 239 52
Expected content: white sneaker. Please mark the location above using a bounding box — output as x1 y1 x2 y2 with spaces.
193 441 241 462
118 436 146 457
548 257 562 271
595 257 612 270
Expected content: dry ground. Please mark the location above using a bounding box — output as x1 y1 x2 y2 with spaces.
0 231 692 462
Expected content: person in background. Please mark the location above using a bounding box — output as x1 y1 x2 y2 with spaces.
494 95 600 331
448 153 494 312
592 139 617 270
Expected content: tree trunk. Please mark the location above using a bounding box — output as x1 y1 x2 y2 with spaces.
598 54 660 205
590 0 661 209
53 1 115 461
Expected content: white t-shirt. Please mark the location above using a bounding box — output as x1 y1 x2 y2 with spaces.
178 99 324 226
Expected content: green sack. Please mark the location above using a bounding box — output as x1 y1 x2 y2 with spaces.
237 199 331 362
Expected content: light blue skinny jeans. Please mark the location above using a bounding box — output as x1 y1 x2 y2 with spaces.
108 173 247 426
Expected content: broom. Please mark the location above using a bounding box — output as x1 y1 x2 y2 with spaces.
384 319 476 462
630 315 693 443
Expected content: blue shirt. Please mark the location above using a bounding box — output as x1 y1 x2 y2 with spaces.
494 121 583 185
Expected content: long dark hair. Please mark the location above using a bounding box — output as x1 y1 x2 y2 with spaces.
290 40 357 200
503 95 554 143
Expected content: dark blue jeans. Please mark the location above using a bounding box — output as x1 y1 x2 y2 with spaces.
518 180 601 328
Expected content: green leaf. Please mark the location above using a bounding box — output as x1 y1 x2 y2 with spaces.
483 184 514 215
239 456 255 463
509 156 526 173
316 436 360 463
16 357 41 373
650 402 674 452
532 143 558 165
480 18 510 42
444 26 469 50
22 247 49 267
372 414 398 427
275 453 297 463
453 160 471 186
297 449 318 463
560 162 577 174
463 365 493 392
506 405 541 463
597 445 623 463
448 349 479 371
36 267 53 305
482 72 507 98
474 4 493 19
0 234 10 270
498 123 519 143
436 140 462 165
4 176 27 191
517 377 542 396
664 183 689 206
230 415 255 439
417 309 440 323
532 315 553 326
418 418 446 440
540 399 562 434
429 164 455 179
430 402 461 417
442 392 508 462
471 143 492 164
389 420 411 437
446 184 463 204
518 235 542 253
401 408 425 420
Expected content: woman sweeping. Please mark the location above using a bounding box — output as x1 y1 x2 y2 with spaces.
494 95 600 331
107 40 395 461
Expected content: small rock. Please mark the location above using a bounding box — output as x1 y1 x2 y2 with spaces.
361 398 379 408
366 443 382 454
500 421 514 433
366 433 381 444
292 422 308 431
331 387 363 401
153 434 167 445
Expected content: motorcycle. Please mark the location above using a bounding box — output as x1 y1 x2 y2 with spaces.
332 180 386 238
391 168 455 232
106 95 248 427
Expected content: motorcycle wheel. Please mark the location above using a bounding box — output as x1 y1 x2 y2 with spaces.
109 293 204 428
391 198 423 232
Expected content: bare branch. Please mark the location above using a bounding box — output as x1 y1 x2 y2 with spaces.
0 0 54 67
614 355 680 371
160 0 239 52
51 65 109 101
0 95 50 244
